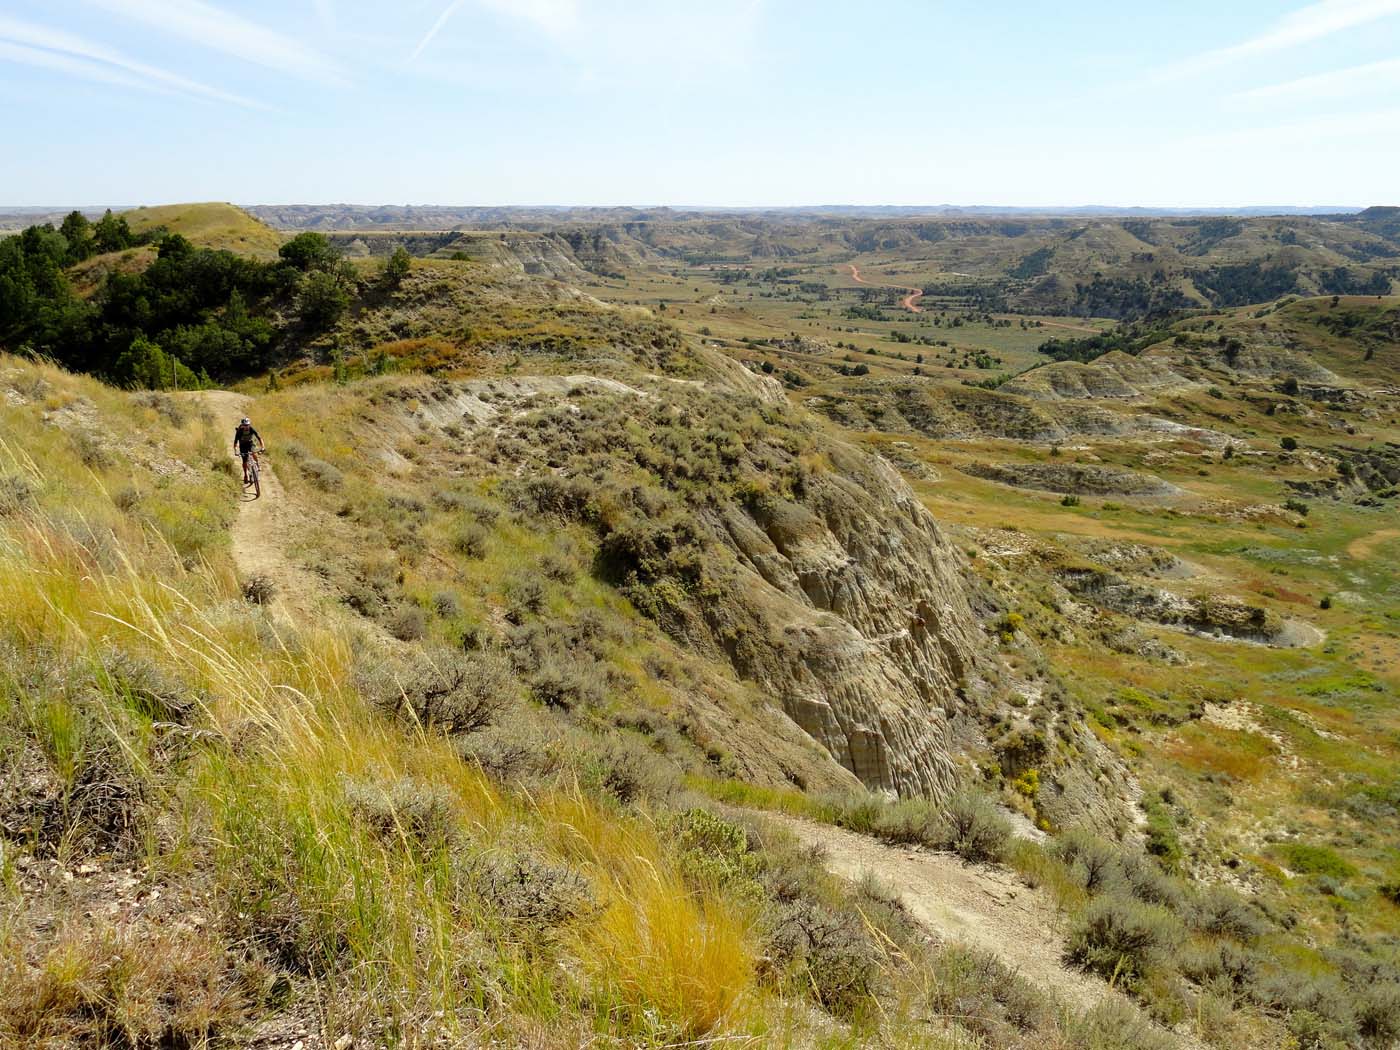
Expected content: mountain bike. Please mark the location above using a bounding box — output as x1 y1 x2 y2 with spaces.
241 449 264 499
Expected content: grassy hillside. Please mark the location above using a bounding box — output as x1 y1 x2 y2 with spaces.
6 206 1400 1048
122 202 285 256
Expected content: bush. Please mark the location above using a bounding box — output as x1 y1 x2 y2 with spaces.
1356 982 1400 1045
928 944 1051 1037
1189 885 1268 941
1065 893 1182 984
452 523 489 559
1067 999 1174 1050
389 603 427 641
458 851 596 929
1281 436 1299 452
1057 829 1125 895
300 457 343 490
764 899 880 1018
242 573 277 605
0 474 35 515
936 791 1012 863
342 774 457 849
370 649 512 734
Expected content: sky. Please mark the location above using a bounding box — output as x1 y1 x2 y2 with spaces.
1 0 1399 208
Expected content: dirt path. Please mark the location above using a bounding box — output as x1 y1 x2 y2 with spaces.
1347 527 1400 561
185 390 326 621
1035 318 1100 335
770 814 1118 1012
845 263 924 313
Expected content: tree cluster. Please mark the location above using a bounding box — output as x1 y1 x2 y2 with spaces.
0 219 358 388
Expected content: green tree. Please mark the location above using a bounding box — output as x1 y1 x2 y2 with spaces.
114 335 199 390
279 231 337 272
59 211 93 262
298 270 350 330
92 209 133 253
383 246 411 287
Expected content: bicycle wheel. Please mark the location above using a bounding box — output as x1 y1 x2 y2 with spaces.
250 455 261 499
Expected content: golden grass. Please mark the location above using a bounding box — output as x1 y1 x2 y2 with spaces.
0 355 773 1043
121 202 284 256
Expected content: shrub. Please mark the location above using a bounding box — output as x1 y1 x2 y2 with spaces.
1065 893 1182 984
764 899 879 1018
300 457 343 490
928 944 1051 1036
242 573 278 606
342 774 457 850
937 791 1012 863
1067 999 1174 1050
1281 436 1299 452
1356 982 1400 1045
1189 885 1268 941
370 649 512 734
1275 842 1356 878
458 851 595 929
452 523 489 559
529 656 606 712
0 474 35 515
389 603 427 641
1057 830 1125 895
1061 494 1081 507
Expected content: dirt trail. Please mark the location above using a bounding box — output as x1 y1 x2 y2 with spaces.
771 814 1115 1010
185 390 326 621
845 263 924 313
1347 527 1400 561
1036 318 1100 335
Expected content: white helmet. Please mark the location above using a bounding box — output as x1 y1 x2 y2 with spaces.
240 417 251 425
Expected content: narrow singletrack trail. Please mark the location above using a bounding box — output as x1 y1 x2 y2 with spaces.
766 814 1204 1046
185 390 326 621
845 262 924 313
771 814 1106 1009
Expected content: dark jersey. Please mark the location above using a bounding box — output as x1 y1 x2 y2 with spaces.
234 424 261 453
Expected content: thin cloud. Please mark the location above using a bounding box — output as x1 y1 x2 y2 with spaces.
412 0 579 61
86 0 348 86
0 38 148 93
1161 0 1400 79
1237 56 1400 100
412 0 469 62
0 14 264 107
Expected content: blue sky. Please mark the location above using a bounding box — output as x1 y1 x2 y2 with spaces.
1 0 1398 207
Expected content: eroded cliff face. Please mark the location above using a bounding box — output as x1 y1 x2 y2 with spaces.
699 448 980 798
396 365 989 800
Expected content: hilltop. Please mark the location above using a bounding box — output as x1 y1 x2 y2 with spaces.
121 202 286 256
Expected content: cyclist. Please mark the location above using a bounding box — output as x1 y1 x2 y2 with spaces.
233 417 265 486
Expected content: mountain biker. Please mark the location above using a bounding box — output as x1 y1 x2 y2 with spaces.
233 417 264 486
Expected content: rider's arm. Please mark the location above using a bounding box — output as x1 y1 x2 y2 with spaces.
252 427 264 449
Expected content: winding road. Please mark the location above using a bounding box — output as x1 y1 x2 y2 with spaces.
845 262 924 313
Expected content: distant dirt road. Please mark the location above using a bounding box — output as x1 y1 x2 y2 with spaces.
845 263 924 313
1035 318 1100 335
